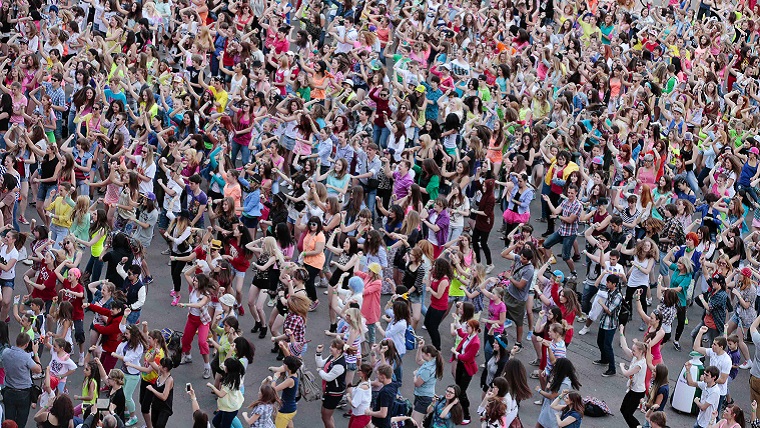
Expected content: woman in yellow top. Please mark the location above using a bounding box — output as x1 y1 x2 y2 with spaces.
104 16 125 53
73 360 99 413
45 182 75 247
125 329 168 426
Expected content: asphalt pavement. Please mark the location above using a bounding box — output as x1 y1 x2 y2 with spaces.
15 197 751 428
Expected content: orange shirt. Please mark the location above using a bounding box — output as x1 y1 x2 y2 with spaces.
302 232 325 270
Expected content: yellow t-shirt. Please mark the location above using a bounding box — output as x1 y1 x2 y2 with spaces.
141 347 165 383
209 87 229 112
48 196 73 228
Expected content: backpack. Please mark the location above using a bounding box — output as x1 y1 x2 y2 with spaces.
389 393 412 418
296 366 322 402
582 396 612 417
405 325 417 351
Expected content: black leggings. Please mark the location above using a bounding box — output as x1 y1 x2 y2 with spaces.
305 264 321 302
151 409 172 428
455 362 474 420
675 305 687 341
545 191 562 234
472 228 492 265
170 251 191 293
623 285 648 325
424 307 446 350
620 390 646 428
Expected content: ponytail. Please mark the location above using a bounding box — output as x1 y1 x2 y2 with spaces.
421 345 444 379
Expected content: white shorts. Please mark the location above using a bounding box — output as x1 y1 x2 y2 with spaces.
588 290 609 321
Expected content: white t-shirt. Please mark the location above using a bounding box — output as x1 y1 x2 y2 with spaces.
628 357 647 393
163 179 183 213
0 244 19 280
706 349 732 396
600 261 626 285
696 381 720 427
49 350 77 382
137 158 157 195
335 26 358 53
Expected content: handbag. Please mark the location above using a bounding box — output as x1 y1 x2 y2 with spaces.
366 178 379 190
510 415 523 428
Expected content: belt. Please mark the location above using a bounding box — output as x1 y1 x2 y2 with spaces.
4 386 31 391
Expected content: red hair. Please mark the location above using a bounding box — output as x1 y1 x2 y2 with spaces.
685 232 699 246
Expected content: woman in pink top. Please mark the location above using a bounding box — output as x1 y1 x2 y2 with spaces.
218 155 242 214
357 263 383 344
633 288 665 388
423 259 453 350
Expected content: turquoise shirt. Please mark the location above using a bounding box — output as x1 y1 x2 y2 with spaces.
669 263 691 307
413 359 437 398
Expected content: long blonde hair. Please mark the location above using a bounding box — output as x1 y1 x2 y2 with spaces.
400 210 421 235
261 237 285 268
73 195 90 225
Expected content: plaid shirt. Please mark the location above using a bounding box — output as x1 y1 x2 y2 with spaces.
659 217 685 254
557 198 583 237
599 288 623 330
283 313 306 356
41 82 66 120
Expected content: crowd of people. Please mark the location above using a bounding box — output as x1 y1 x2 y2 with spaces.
5 0 760 426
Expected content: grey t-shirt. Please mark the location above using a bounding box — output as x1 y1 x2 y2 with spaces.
2 346 36 389
751 330 760 378
507 261 535 302
134 208 159 247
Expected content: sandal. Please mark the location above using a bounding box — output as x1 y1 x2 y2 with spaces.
529 359 540 366
530 370 540 379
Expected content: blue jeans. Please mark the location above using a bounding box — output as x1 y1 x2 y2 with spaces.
543 232 576 261
126 309 141 325
739 184 760 206
581 283 598 315
597 327 616 372
67 110 76 138
50 223 69 248
76 179 90 198
212 409 238 428
364 186 377 219
230 141 251 167
11 200 18 232
373 124 390 150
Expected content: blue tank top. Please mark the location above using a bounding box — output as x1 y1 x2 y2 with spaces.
739 161 758 186
280 375 298 413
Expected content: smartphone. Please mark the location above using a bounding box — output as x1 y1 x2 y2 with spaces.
186 383 192 392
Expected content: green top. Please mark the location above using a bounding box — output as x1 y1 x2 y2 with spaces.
669 263 691 307
412 164 440 201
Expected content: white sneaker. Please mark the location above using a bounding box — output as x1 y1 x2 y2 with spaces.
485 264 495 274
180 354 193 365
578 326 590 336
203 367 212 379
740 361 754 369
78 353 85 366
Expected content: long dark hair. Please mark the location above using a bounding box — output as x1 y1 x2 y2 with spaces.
220 358 245 390
420 345 444 379
548 358 582 392
123 324 147 351
90 208 110 237
50 395 74 425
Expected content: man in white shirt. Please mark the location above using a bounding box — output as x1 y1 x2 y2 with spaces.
330 17 358 54
694 326 732 414
684 363 721 428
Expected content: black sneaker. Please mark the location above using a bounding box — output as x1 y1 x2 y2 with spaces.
572 254 581 262
602 369 616 377
592 360 607 366
673 341 682 351
541 231 553 238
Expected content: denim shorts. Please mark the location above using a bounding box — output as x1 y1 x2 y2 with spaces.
413 395 433 414
0 278 13 289
234 269 246 278
37 183 55 202
346 361 357 371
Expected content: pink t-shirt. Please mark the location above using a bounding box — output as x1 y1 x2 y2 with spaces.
488 301 506 334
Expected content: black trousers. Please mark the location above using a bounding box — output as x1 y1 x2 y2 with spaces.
170 250 191 293
675 305 687 341
455 362 474 421
305 264 321 302
424 307 446 350
472 228 493 265
3 387 31 428
620 390 646 427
